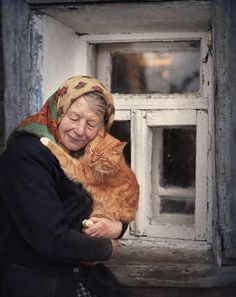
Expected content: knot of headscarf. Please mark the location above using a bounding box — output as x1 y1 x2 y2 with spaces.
8 76 115 149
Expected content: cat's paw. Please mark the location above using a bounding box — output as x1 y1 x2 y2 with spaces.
40 137 50 147
82 219 94 228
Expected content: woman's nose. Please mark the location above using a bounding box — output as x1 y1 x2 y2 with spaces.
74 122 86 136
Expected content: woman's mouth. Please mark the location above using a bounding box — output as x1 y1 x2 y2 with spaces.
68 134 86 142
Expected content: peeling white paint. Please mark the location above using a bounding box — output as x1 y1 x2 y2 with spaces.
42 15 78 101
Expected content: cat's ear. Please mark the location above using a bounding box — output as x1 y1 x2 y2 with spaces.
115 141 128 153
98 126 106 138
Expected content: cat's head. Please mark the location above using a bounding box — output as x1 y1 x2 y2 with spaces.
85 128 127 175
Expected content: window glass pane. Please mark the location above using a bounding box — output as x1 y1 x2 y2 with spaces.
151 126 196 225
162 128 196 188
111 41 200 94
109 121 131 166
160 197 195 215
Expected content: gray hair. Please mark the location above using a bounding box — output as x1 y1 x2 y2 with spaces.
81 92 107 122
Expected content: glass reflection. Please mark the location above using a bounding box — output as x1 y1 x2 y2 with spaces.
111 41 200 94
160 197 195 215
162 128 196 188
151 126 196 222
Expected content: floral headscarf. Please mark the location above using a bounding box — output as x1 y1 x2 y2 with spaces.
9 76 115 149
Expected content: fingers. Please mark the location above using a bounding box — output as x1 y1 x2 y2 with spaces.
82 218 109 237
82 217 112 238
82 219 94 228
82 217 123 239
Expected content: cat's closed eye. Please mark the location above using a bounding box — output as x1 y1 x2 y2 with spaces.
86 145 94 153
112 151 120 155
98 157 106 162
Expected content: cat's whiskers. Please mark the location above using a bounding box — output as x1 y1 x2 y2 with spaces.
94 163 117 176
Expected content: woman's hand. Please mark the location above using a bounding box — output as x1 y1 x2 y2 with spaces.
82 217 122 239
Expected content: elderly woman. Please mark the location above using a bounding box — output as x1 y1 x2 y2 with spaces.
0 76 127 297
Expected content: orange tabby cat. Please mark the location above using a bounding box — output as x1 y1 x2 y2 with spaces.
40 128 139 227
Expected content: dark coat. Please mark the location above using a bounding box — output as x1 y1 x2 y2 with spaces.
0 133 126 297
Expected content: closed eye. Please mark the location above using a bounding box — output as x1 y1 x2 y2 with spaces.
99 157 106 161
88 123 96 129
112 152 120 155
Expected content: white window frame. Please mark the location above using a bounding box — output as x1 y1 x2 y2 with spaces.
76 32 213 243
138 109 208 240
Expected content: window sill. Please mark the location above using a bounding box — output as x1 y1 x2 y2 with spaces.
106 239 236 287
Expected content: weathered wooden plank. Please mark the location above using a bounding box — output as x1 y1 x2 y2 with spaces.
105 243 236 287
26 0 212 4
108 262 236 287
1 0 31 138
0 101 5 136
111 242 214 265
126 287 236 297
195 110 208 240
213 0 236 260
30 2 212 34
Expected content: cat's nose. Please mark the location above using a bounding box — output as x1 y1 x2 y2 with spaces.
91 155 97 163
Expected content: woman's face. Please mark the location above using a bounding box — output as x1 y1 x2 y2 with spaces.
58 96 103 151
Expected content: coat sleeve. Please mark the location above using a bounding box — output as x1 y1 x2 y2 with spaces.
0 135 112 264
